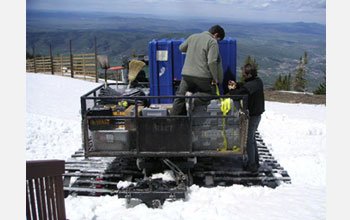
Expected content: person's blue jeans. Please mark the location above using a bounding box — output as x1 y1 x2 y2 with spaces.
246 115 261 168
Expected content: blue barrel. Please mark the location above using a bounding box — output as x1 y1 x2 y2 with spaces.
218 37 237 94
148 39 173 103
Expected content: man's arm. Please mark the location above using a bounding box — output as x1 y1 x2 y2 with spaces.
229 82 249 95
179 38 189 53
207 42 223 83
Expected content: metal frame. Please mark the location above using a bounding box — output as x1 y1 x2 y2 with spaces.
81 83 249 158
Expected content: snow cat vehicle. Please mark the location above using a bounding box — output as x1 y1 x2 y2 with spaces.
63 45 291 208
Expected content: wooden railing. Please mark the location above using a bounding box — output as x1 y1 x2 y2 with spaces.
26 160 66 220
53 56 71 75
73 53 97 78
26 53 98 81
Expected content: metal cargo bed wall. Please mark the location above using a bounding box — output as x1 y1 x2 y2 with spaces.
148 37 237 103
80 88 249 157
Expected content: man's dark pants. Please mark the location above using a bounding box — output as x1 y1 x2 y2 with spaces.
172 75 214 115
246 115 261 169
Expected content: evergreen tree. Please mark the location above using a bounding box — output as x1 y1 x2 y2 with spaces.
240 55 259 82
244 55 259 69
293 52 308 92
274 75 282 90
131 49 137 58
281 75 287 90
281 73 292 90
313 70 326 95
286 72 292 91
274 72 292 91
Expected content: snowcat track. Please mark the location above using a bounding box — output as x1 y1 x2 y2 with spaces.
63 156 187 207
191 132 291 188
63 132 291 205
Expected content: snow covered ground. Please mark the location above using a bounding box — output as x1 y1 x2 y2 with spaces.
25 73 326 220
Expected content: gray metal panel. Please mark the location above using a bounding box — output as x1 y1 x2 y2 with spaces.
92 129 130 151
138 117 191 152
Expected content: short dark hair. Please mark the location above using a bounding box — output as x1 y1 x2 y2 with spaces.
243 63 257 77
208 25 225 40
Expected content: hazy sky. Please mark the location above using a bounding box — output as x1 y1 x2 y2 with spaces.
27 0 326 24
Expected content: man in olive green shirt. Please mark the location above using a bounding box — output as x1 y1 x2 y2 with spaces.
172 25 225 115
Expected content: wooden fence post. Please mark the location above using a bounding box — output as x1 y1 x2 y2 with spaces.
33 47 37 73
49 44 54 75
69 40 74 78
94 36 98 83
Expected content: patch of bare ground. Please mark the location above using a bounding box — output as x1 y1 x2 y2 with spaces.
264 88 326 105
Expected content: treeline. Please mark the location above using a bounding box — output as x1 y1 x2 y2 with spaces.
272 52 326 95
242 52 326 95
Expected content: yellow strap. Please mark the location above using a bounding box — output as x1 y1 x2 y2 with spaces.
215 85 232 113
216 85 240 152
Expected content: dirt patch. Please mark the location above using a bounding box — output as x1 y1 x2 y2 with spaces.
264 88 326 105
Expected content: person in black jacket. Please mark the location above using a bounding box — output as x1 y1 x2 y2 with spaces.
228 63 265 172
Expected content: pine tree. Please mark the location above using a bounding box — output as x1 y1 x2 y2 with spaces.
280 73 292 90
313 70 326 94
286 72 292 91
131 49 137 58
274 75 282 90
274 72 292 91
293 52 308 92
281 75 287 90
240 55 259 82
244 55 259 69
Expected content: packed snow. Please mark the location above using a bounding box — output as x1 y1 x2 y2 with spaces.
26 72 326 220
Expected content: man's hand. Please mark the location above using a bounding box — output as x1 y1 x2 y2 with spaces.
211 79 218 85
228 80 237 90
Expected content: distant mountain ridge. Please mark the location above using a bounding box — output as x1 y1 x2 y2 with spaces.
26 10 326 90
